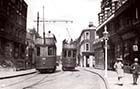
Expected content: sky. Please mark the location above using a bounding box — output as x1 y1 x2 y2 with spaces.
24 0 101 55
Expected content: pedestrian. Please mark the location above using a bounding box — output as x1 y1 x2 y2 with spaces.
130 58 140 85
114 57 124 86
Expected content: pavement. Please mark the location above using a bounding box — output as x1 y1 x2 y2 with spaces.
85 67 140 89
0 68 36 79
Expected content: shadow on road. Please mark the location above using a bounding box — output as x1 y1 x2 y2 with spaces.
63 69 79 72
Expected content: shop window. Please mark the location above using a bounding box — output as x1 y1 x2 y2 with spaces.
124 41 129 58
115 44 119 58
124 42 128 52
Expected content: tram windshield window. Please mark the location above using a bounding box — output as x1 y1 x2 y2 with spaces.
63 50 67 57
37 47 40 56
73 50 76 57
48 46 54 55
68 50 71 57
40 47 48 56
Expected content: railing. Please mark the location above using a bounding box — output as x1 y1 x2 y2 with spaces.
98 0 128 25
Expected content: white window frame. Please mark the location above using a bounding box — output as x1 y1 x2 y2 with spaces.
85 43 90 51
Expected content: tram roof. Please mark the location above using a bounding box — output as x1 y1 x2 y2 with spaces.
63 44 77 49
35 44 56 47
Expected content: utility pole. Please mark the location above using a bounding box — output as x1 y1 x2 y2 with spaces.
103 25 109 78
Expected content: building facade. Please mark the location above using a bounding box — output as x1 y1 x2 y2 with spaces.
94 0 140 71
77 23 96 67
26 28 38 69
0 0 27 70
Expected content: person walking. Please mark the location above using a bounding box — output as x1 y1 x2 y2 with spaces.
131 58 140 85
114 57 124 86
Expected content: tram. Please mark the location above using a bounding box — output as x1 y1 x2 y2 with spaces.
35 31 57 73
61 40 77 71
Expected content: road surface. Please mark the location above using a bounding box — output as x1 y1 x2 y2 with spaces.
0 67 107 89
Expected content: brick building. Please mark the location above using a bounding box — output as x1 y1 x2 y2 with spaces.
0 0 27 70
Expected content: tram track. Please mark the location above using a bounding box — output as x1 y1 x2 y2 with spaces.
22 71 65 89
84 69 110 89
0 73 38 88
22 74 49 89
1 68 107 89
0 70 64 89
22 70 79 89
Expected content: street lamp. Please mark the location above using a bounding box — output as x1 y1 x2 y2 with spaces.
103 25 109 78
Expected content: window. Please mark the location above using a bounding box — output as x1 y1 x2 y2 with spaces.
85 31 90 39
68 50 71 57
7 3 10 16
37 47 40 56
86 43 89 51
63 50 67 57
0 0 3 7
73 50 76 57
11 0 16 3
48 46 54 55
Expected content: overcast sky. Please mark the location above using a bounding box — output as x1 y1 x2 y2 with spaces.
24 0 101 55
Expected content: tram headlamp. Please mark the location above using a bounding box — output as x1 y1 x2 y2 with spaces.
42 57 46 60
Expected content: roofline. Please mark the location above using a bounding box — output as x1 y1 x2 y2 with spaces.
78 28 96 40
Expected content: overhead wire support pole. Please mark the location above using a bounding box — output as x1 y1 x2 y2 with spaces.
37 12 39 34
34 14 73 41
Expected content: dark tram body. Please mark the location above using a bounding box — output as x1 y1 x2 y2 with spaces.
62 40 77 71
35 32 57 73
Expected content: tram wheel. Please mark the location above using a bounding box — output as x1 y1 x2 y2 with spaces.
52 66 56 73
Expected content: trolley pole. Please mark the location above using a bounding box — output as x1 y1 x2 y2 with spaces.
103 26 109 78
43 6 46 44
